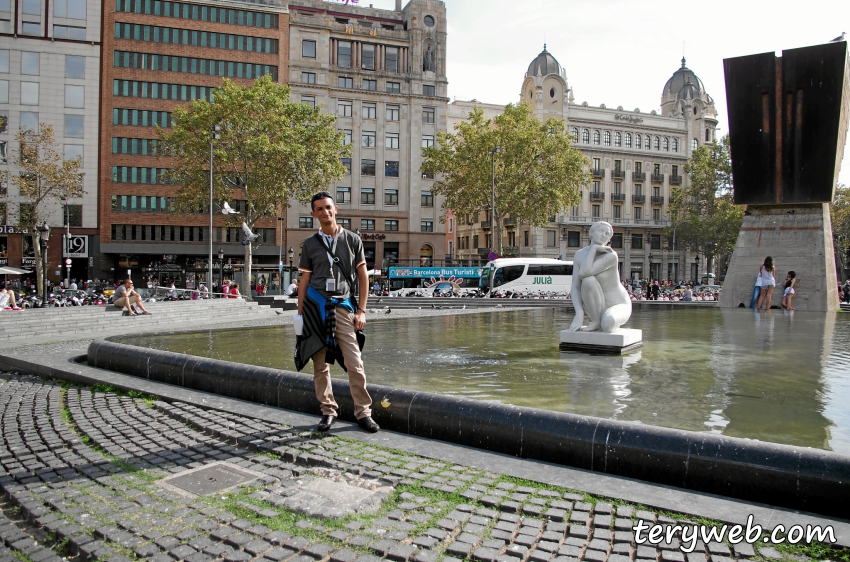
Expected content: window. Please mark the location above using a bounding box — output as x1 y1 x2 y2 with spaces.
693 139 699 150
0 141 6 164
473 235 479 249
592 181 600 192
362 102 376 119
634 207 642 220
582 129 590 143
341 158 351 174
22 22 41 35
611 233 623 249
604 131 611 146
65 85 85 108
592 204 600 218
21 82 39 105
422 169 434 180
635 134 642 149
570 127 578 141
635 184 643 196
0 51 8 73
592 130 600 145
653 208 661 221
614 160 622 173
421 135 435 149
424 15 435 27
421 191 433 207
385 189 398 205
632 234 643 249
54 25 85 39
362 219 375 231
22 52 39 75
336 187 351 203
302 40 316 58
0 81 6 104
625 133 632 148
644 136 651 149
386 81 400 93
635 161 642 174
22 0 40 14
301 72 316 84
361 188 375 204
361 44 375 70
0 111 7 133
613 182 622 194
547 230 556 247
336 41 351 68
423 84 435 96
63 205 83 227
21 112 39 131
672 138 679 152
592 158 600 170
672 165 679 177
362 79 376 91
300 95 315 108
663 137 670 151
362 131 376 147
614 132 621 147
613 205 621 219
337 100 352 117
341 129 352 145
385 47 398 72
423 107 435 123
361 159 375 176
385 220 398 231
654 136 660 150
386 105 399 121
706 128 711 142
338 76 353 88
65 55 85 78
299 217 314 229
651 234 661 249
385 132 399 149
568 231 580 247
421 221 433 232
55 0 85 18
385 161 399 177
337 218 351 229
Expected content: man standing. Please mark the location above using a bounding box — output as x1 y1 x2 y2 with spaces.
296 192 379 433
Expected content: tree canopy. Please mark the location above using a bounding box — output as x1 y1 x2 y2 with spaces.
1 124 84 293
667 135 743 268
421 103 589 254
158 75 350 287
831 183 850 276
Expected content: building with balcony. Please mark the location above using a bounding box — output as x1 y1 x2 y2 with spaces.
0 0 101 283
452 47 718 282
285 0 448 271
97 0 289 286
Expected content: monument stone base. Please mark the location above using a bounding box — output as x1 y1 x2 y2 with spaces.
559 328 643 354
719 204 839 312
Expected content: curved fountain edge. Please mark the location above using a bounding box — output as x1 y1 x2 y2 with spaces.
87 337 850 518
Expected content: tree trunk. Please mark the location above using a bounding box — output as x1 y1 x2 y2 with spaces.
33 231 44 296
243 243 253 300
495 213 503 255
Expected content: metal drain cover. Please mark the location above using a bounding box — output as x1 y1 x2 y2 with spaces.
159 462 264 497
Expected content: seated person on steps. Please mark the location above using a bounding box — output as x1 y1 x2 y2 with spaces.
114 279 152 316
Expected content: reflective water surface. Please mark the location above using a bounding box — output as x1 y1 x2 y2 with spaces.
129 308 850 454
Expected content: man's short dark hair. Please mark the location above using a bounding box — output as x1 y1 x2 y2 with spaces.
311 191 335 210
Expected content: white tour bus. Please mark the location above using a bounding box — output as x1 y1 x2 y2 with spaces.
479 258 573 296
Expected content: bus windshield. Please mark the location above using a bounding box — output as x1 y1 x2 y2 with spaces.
493 265 525 288
479 267 492 290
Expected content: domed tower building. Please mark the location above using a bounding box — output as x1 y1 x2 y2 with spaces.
450 47 718 286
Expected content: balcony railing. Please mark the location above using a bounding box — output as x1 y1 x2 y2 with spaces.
591 168 605 178
503 217 516 227
502 246 520 257
481 220 491 230
632 195 646 203
651 196 665 205
612 170 625 179
632 172 646 181
590 192 605 201
669 175 682 185
560 215 588 224
651 173 665 183
611 193 626 201
653 219 672 227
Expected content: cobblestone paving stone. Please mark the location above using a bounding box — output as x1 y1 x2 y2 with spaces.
0 373 822 562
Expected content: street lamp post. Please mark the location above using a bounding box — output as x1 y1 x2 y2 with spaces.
218 248 224 295
489 147 501 254
37 222 50 307
278 216 285 295
60 196 70 288
288 247 295 292
208 125 221 291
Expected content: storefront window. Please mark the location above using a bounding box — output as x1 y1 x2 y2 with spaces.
420 244 433 266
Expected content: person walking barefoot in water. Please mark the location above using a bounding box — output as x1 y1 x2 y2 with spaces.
755 256 776 310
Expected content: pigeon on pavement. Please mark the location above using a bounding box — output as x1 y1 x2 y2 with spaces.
385 308 392 315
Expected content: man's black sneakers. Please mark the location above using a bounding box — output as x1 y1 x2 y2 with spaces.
317 415 335 432
357 416 380 433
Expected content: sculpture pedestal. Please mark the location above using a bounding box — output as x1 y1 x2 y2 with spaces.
559 328 643 355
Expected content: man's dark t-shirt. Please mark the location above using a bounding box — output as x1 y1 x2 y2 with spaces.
298 229 366 300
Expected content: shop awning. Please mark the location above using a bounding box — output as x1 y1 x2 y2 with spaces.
0 266 32 275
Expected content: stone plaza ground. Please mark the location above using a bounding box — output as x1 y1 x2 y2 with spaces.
0 304 848 562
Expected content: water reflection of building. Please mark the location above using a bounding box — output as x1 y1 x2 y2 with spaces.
450 48 717 283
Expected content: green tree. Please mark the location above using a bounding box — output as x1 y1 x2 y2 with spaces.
1 124 84 295
668 135 743 276
159 75 350 289
830 183 850 277
421 103 589 254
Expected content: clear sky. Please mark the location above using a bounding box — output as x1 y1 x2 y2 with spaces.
351 0 849 187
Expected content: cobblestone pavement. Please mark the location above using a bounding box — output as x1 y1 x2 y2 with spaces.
0 373 829 562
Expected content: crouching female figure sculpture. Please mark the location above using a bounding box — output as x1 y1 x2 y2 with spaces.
568 221 632 333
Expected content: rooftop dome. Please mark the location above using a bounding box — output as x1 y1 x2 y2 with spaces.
527 44 563 77
663 57 706 100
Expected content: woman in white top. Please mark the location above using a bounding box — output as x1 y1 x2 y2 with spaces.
755 256 776 310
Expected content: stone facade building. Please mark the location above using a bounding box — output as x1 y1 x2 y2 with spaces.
0 0 101 283
285 0 448 271
97 0 289 285
451 47 718 283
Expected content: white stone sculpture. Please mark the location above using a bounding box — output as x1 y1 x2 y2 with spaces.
561 221 641 353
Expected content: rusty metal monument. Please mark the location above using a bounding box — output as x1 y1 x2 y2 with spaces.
720 41 850 311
